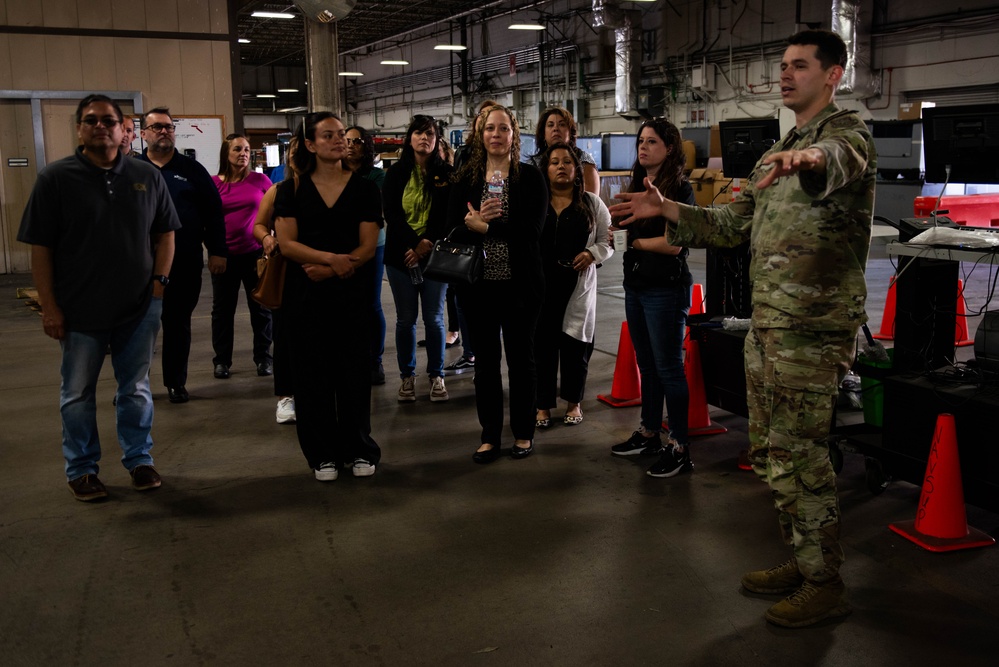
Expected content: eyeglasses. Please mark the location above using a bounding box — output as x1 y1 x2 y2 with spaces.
345 138 364 146
80 116 119 128
557 259 577 269
145 123 176 133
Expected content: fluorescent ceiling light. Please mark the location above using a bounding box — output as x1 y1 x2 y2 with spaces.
256 94 277 98
509 23 544 30
238 38 251 44
251 11 295 19
434 44 467 51
339 72 364 77
380 60 409 66
277 88 299 93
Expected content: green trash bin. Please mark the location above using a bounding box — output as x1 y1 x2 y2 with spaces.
857 349 893 427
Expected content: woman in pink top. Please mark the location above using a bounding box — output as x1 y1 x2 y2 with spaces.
211 133 274 377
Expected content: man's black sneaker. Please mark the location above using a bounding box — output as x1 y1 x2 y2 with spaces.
647 443 693 478
611 430 662 457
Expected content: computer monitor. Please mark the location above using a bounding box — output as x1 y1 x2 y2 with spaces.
605 134 637 171
519 135 537 164
718 118 781 178
922 104 999 184
576 136 603 171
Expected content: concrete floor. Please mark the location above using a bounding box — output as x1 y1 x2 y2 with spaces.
1 234 997 666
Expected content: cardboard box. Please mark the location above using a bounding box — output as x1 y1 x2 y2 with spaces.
709 124 721 157
690 168 730 207
713 176 734 204
898 100 934 120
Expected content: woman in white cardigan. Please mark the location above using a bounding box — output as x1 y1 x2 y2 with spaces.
535 143 613 428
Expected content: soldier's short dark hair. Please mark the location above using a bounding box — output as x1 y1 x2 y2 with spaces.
75 95 123 124
787 29 847 70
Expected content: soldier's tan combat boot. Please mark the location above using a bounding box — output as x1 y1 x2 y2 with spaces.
764 578 851 628
741 558 804 595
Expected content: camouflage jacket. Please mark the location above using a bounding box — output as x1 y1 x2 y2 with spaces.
670 103 876 331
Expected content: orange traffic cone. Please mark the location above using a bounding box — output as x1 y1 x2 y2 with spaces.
955 279 973 347
690 283 705 316
873 275 896 341
597 321 643 408
664 333 728 436
889 413 995 552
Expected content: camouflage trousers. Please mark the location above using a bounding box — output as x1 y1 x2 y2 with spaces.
744 326 856 583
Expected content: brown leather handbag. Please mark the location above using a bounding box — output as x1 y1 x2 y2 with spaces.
251 245 286 309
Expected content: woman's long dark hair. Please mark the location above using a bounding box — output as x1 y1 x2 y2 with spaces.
345 125 376 171
291 111 341 176
533 107 578 157
400 115 447 197
453 104 521 185
542 142 593 233
217 133 249 184
628 117 687 202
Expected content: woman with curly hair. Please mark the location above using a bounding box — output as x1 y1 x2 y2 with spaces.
447 105 549 463
529 106 600 195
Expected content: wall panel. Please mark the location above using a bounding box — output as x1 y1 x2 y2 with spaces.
212 41 234 132
44 35 84 90
80 36 118 90
177 0 210 34
6 0 43 26
146 39 185 111
0 33 12 88
114 37 152 94
111 0 145 31
180 41 218 114
8 35 46 90
80 0 114 31
208 0 228 33
0 101 35 273
41 0 80 27
149 0 179 33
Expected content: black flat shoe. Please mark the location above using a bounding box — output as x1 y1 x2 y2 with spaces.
472 445 501 464
256 361 273 376
167 386 189 403
445 336 461 349
214 364 231 379
510 441 534 459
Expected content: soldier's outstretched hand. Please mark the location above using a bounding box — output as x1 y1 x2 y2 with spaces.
608 177 665 226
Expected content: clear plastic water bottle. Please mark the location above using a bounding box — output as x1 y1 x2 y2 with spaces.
487 170 504 199
409 264 424 285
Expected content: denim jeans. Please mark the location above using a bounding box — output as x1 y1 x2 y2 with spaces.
624 283 690 444
59 297 163 480
385 265 448 378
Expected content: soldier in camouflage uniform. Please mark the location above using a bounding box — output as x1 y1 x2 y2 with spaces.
610 29 876 628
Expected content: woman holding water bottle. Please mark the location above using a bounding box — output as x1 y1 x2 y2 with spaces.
447 104 549 463
382 115 454 403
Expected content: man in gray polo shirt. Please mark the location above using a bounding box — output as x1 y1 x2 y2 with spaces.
18 94 180 501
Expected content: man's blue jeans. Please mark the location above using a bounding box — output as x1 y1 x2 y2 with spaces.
624 283 690 444
59 298 162 480
385 265 447 378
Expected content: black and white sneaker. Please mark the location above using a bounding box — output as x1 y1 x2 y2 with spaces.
611 430 662 457
646 443 693 478
444 355 475 376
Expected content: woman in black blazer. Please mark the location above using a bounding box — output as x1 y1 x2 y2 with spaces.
447 105 549 463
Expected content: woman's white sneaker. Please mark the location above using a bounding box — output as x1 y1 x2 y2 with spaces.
276 396 296 424
315 462 338 481
352 459 376 477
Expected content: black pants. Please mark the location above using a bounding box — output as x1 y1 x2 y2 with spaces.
271 307 294 397
536 330 593 409
462 280 540 445
160 260 203 388
288 296 379 469
210 251 273 368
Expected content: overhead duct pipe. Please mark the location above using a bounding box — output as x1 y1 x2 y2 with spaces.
830 0 879 98
593 0 643 118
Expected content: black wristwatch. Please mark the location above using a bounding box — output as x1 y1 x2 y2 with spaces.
152 274 170 286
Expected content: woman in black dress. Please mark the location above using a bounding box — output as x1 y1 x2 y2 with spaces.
274 112 382 481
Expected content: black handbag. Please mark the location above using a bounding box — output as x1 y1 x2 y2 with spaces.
423 228 485 285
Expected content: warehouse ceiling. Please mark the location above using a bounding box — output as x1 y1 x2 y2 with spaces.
236 1 519 68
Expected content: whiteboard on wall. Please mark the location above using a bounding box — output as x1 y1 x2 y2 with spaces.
129 116 226 175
